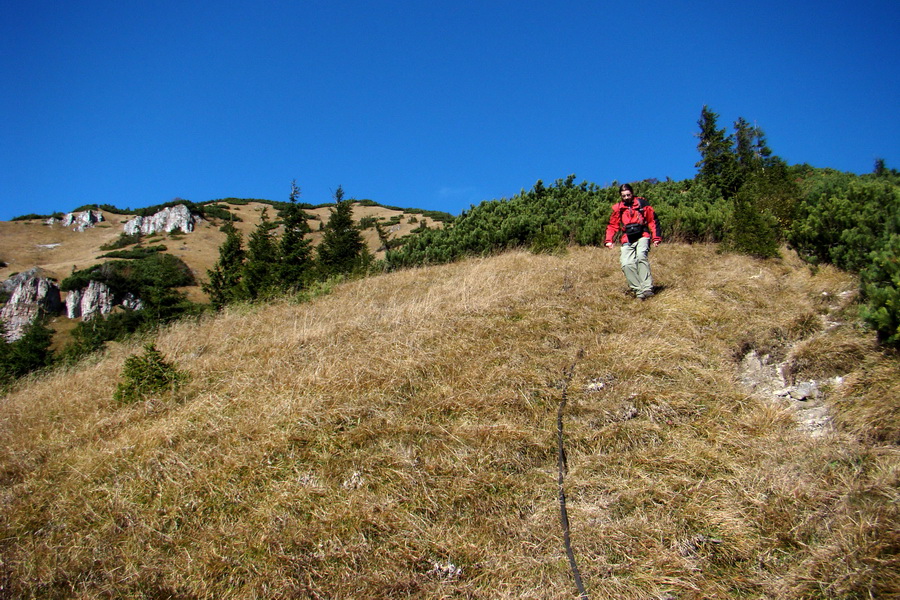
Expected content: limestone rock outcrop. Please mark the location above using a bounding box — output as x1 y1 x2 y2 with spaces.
46 210 104 232
1 270 63 342
64 283 144 321
123 205 197 236
65 281 115 321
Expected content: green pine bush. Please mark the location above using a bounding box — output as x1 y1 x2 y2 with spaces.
114 343 186 404
860 234 900 347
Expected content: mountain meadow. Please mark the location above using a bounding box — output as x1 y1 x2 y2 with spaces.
2 109 899 598
1 242 898 598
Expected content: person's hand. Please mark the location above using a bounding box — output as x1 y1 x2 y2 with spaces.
652 240 660 247
605 242 613 249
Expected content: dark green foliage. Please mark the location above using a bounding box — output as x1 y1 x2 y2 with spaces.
722 192 781 259
317 187 372 276
131 253 194 290
202 182 349 309
58 254 197 349
636 180 729 243
100 233 143 251
0 317 54 386
695 106 739 198
386 175 606 268
58 311 146 364
61 262 128 293
133 198 197 217
277 181 314 291
871 158 900 180
529 223 566 254
860 234 900 347
358 216 378 229
356 199 454 222
203 221 246 309
61 254 194 297
10 213 64 221
99 245 167 259
690 107 801 257
788 167 900 346
739 159 799 228
197 203 241 222
788 174 899 272
242 207 280 300
69 204 134 215
409 209 454 223
113 343 186 404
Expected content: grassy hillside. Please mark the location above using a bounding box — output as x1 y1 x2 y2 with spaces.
0 201 440 291
1 245 897 599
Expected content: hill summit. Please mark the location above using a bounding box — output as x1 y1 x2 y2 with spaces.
1 245 897 598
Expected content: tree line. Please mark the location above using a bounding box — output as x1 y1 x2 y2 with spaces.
203 183 373 309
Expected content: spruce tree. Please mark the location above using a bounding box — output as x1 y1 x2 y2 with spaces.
203 220 245 309
695 106 738 197
278 180 313 291
242 207 279 300
734 117 757 176
317 186 370 275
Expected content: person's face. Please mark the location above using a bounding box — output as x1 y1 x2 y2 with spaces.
620 189 633 203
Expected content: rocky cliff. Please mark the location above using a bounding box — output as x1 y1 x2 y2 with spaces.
65 280 115 321
46 210 105 232
0 269 62 341
123 205 197 236
65 281 144 321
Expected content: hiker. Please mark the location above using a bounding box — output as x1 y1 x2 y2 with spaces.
604 183 661 299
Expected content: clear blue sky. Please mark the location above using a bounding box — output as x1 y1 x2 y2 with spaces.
2 0 898 221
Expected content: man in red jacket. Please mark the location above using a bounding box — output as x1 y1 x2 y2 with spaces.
605 183 661 299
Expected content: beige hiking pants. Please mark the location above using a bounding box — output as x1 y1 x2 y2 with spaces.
619 237 653 296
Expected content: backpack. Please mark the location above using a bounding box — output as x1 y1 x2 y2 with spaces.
620 198 652 243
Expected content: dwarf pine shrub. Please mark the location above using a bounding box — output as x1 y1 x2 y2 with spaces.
113 343 186 404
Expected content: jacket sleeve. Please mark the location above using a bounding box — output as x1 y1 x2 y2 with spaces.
605 203 621 245
645 205 662 243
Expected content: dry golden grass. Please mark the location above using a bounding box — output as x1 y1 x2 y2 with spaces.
1 201 432 329
1 244 897 599
0 201 431 285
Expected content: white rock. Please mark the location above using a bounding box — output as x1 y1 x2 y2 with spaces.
123 205 196 236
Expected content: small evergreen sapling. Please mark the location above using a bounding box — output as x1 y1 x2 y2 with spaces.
114 343 186 404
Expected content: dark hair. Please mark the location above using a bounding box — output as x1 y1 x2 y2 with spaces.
618 183 634 194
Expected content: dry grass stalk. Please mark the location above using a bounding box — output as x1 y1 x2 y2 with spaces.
1 244 897 599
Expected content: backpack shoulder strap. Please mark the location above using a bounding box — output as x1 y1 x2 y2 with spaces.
621 199 648 220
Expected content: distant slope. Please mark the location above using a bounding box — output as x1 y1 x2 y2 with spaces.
1 246 897 598
0 201 442 302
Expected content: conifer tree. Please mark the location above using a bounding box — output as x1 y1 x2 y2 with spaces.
317 186 371 275
278 180 313 291
0 316 54 384
242 207 279 300
203 220 245 309
695 105 738 197
734 117 757 174
753 126 774 167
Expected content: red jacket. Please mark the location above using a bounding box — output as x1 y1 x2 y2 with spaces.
605 197 661 245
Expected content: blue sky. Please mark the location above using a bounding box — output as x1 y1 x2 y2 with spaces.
2 0 898 221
